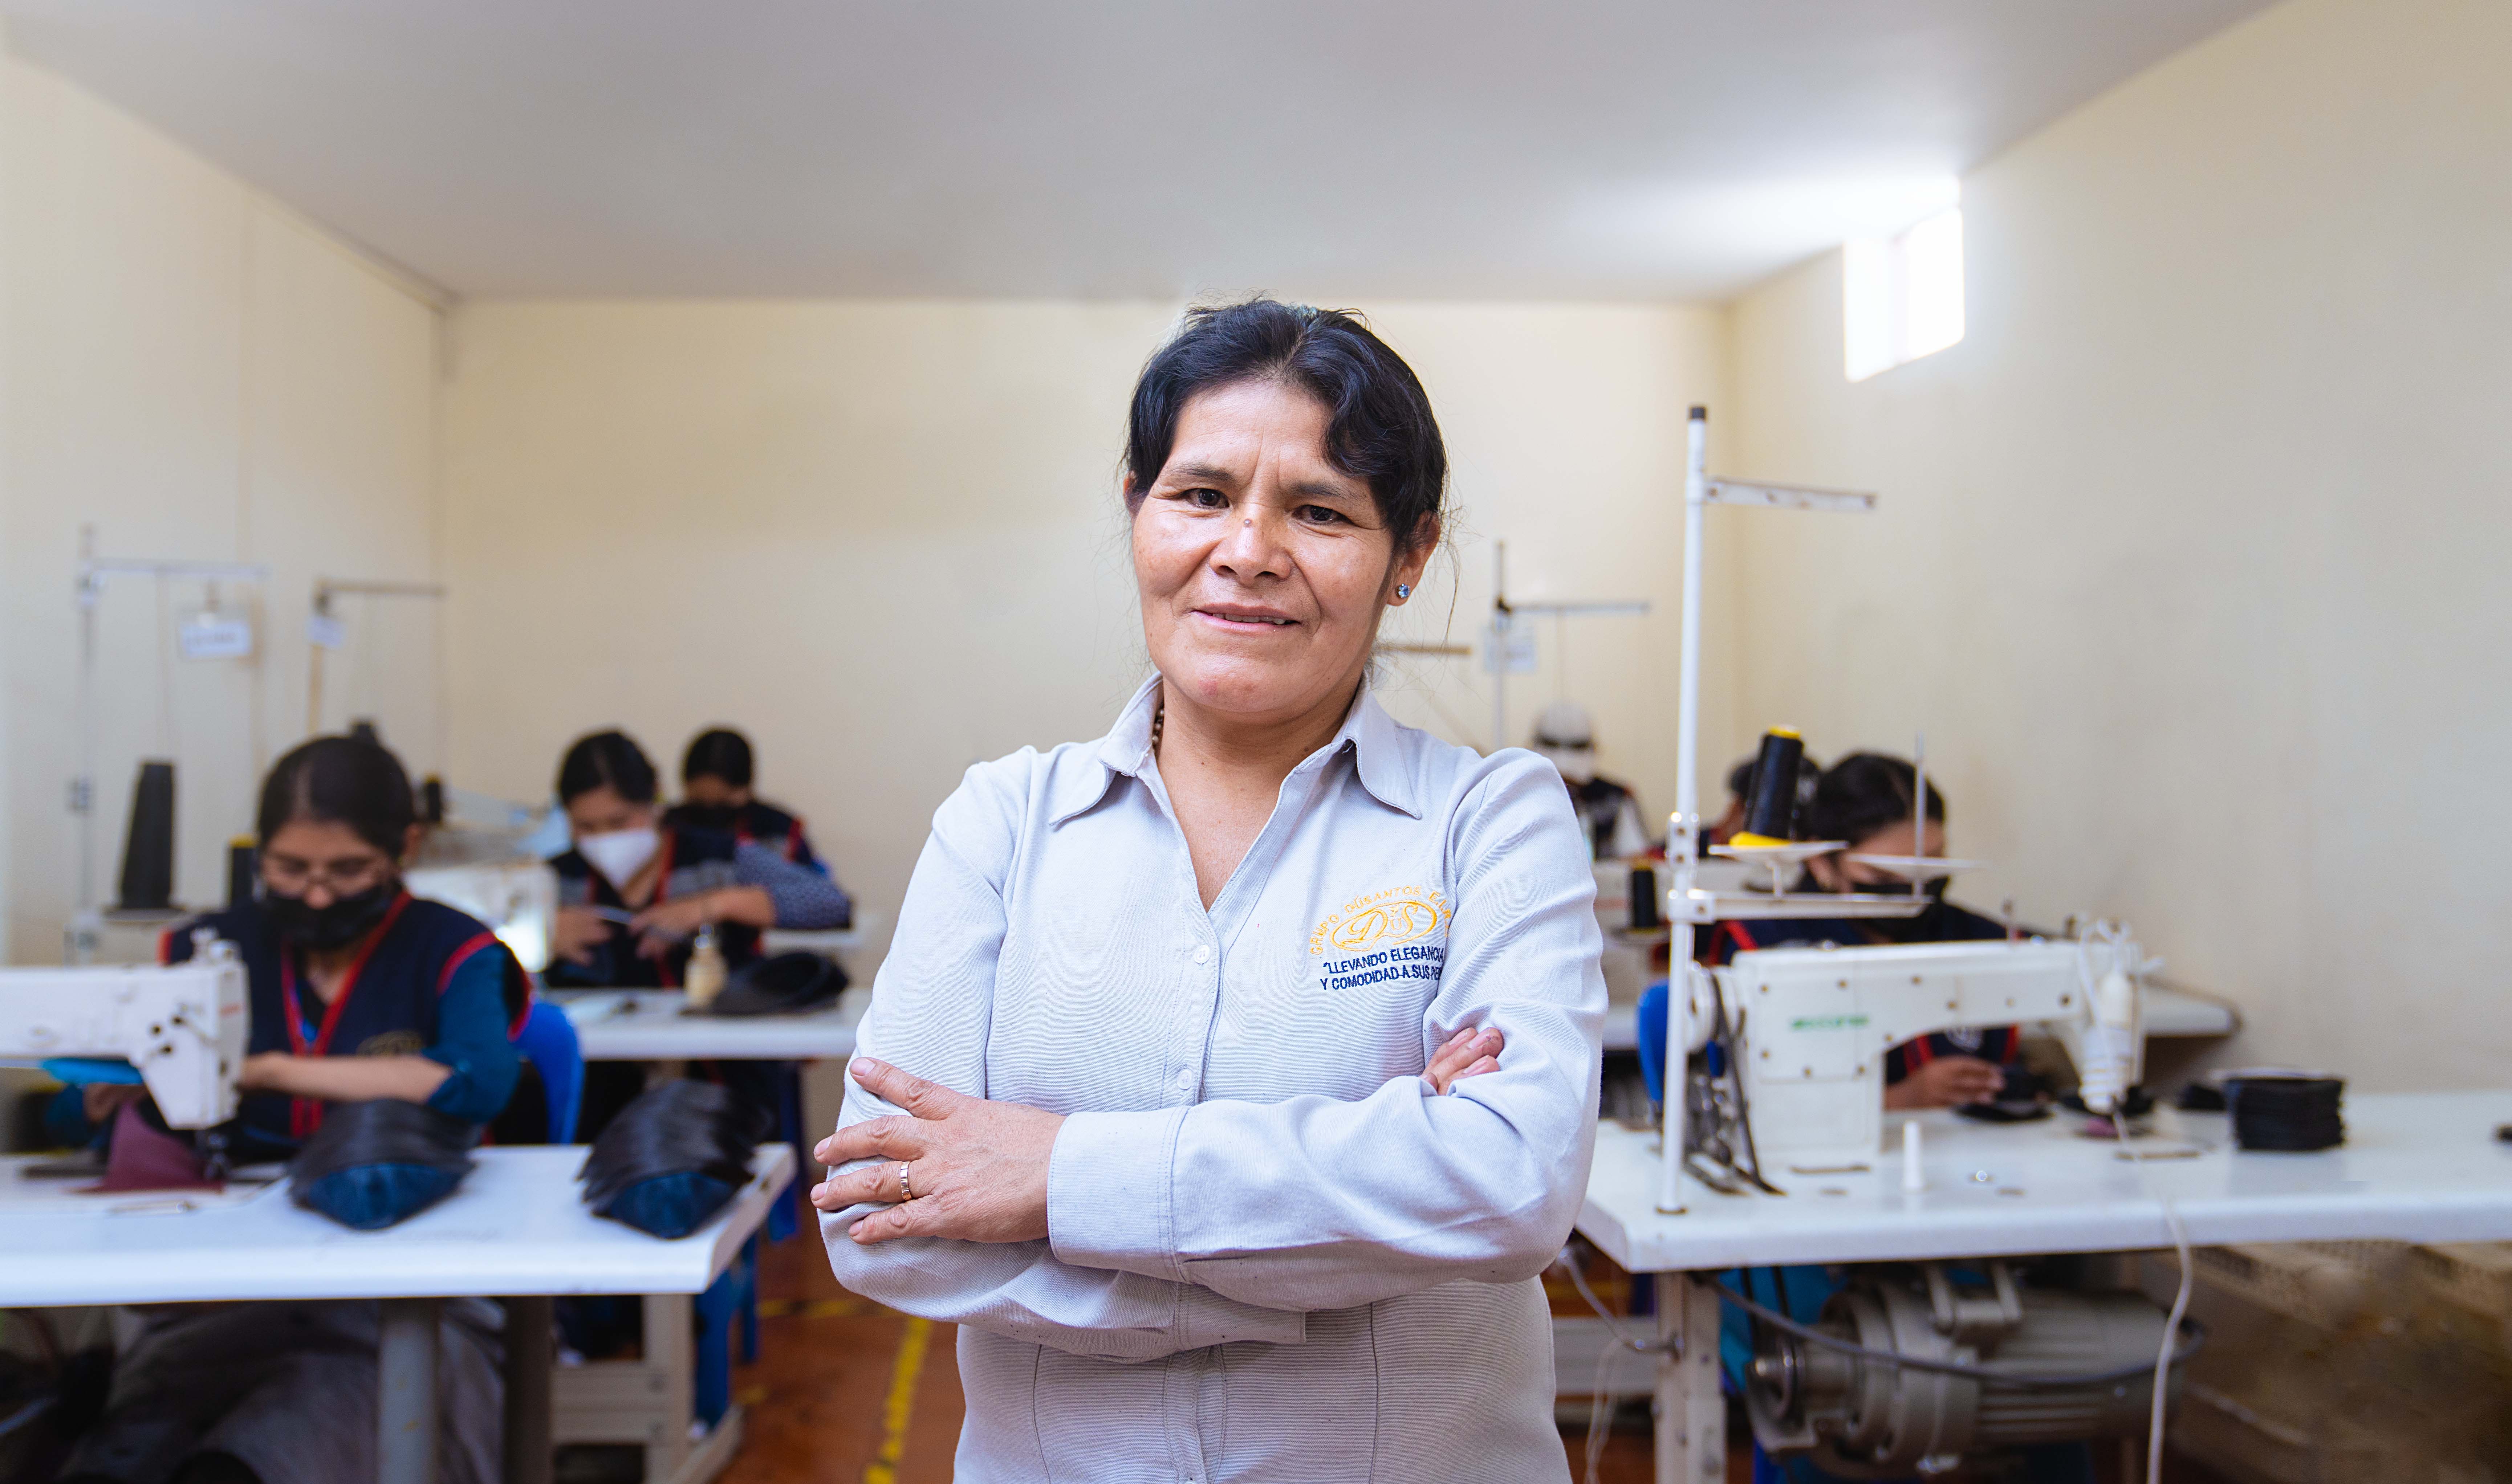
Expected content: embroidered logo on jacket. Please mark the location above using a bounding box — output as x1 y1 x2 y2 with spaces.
1310 886 1450 992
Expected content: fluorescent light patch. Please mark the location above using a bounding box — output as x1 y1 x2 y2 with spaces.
1844 207 1965 381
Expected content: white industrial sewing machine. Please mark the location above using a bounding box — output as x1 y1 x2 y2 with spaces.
0 935 251 1128
1712 933 2145 1173
407 857 557 975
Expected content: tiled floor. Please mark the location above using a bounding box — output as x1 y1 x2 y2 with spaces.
725 1236 2223 1484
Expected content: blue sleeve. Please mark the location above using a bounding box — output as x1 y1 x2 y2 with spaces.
732 840 852 929
423 950 524 1124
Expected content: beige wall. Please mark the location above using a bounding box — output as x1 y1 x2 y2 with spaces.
1726 0 2512 1089
2 49 444 961
439 300 1735 954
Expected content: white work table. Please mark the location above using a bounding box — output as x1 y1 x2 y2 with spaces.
552 988 862 1061
1576 1089 2512 1482
1598 983 2238 1053
0 1145 794 1484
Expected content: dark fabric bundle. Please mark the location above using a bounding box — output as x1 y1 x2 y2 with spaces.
709 950 845 1017
288 1100 477 1231
2227 1075 2345 1151
578 1080 761 1239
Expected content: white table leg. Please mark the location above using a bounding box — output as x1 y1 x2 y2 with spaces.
379 1296 442 1484
1653 1273 1723 1484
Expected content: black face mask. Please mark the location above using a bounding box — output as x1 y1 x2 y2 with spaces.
264 880 399 950
676 803 739 833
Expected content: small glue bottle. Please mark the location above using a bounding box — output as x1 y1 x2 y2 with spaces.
684 922 728 1009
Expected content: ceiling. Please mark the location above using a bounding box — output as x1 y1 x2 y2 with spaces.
0 1 2272 302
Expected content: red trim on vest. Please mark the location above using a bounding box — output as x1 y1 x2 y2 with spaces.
650 831 680 988
439 929 534 1039
437 931 499 995
280 892 414 1138
784 818 805 863
1706 920 1763 967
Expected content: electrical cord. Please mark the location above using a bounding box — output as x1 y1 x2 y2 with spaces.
2080 915 2196 1481
1706 1276 2203 1389
1551 1249 1670 1484
2114 1114 2196 1482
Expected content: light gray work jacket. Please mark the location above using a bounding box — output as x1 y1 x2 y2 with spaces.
822 677 1606 1484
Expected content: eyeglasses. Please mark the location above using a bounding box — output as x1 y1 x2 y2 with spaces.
261 854 393 894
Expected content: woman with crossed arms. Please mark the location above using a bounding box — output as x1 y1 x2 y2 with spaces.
810 299 1606 1482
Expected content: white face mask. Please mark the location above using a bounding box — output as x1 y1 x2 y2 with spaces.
577 826 661 888
1536 744 1597 785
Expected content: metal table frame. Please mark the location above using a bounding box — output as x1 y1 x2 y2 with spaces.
1575 1089 2512 1483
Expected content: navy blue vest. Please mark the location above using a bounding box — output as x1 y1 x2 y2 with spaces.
545 824 761 990
166 893 529 1154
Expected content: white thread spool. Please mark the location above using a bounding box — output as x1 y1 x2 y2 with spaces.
1902 1120 1925 1192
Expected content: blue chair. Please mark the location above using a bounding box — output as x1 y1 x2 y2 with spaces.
1636 978 1671 1105
514 999 585 1144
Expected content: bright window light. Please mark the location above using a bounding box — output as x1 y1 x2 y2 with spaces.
1844 207 1965 382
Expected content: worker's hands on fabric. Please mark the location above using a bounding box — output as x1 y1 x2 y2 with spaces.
811 1057 1066 1245
551 905 610 966
1423 1026 1505 1093
82 1083 147 1124
631 893 723 940
1883 1055 2004 1109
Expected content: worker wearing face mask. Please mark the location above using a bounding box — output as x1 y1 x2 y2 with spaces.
544 730 851 991
55 735 523 1484
1704 752 2012 1110
1531 700 1652 861
661 726 826 873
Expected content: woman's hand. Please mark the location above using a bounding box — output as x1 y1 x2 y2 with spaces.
1884 1055 2005 1110
810 1058 1065 1246
552 906 610 967
631 887 777 955
1423 1026 1504 1094
82 1083 147 1125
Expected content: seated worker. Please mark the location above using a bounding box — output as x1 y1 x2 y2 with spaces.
545 729 849 1153
662 726 826 873
545 728 850 991
60 734 522 1484
1704 751 2011 1110
1531 699 1652 860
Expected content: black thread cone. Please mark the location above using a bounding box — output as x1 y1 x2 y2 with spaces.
116 761 177 911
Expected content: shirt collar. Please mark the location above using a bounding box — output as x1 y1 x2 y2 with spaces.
1049 674 1423 825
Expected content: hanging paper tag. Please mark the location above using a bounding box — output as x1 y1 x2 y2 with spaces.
308 614 346 649
179 612 255 660
1481 620 1537 675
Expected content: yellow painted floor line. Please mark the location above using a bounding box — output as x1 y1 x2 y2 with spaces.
862 1315 933 1484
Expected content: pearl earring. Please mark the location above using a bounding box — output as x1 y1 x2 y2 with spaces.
1394 584 1412 600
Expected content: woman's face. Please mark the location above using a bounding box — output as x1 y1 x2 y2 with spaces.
565 786 657 840
1131 379 1433 727
680 776 748 809
1806 818 1946 892
260 819 405 907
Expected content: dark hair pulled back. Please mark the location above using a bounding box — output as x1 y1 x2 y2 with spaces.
1805 753 1946 849
257 736 418 857
681 728 754 788
558 730 659 806
1123 299 1447 555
